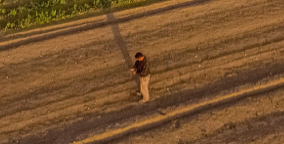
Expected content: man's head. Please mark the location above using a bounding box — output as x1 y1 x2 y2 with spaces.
135 52 144 61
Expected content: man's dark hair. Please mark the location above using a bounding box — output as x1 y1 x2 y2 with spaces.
135 52 144 59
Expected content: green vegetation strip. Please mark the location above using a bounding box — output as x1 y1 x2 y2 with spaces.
0 0 157 30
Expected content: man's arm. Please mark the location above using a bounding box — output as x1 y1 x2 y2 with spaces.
140 60 149 76
130 61 138 74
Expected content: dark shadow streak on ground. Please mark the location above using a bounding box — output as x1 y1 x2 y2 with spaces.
107 13 140 86
0 0 211 52
12 61 284 144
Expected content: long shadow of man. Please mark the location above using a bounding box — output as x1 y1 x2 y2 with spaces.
107 13 140 89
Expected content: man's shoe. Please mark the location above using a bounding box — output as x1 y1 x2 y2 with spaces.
139 100 149 104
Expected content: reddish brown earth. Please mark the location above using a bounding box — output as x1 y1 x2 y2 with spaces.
0 0 284 143
111 86 284 144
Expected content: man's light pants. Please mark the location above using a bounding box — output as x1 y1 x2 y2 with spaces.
140 74 150 101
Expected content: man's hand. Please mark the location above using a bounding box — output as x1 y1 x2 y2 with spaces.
130 68 136 75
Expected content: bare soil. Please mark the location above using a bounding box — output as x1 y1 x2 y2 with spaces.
111 86 284 144
0 0 284 143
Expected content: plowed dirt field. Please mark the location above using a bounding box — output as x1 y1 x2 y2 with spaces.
1 0 284 143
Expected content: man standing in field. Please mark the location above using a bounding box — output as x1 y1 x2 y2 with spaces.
131 52 151 104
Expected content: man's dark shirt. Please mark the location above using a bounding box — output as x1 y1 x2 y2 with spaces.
134 56 150 77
